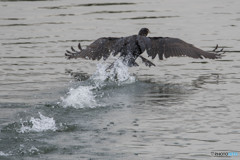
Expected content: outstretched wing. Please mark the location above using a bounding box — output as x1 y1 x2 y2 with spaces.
65 37 122 60
145 37 221 60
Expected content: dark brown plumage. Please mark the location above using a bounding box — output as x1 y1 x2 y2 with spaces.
65 28 224 67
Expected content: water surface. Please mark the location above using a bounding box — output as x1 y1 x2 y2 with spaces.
0 0 240 159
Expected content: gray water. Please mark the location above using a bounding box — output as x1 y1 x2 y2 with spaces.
1 0 240 159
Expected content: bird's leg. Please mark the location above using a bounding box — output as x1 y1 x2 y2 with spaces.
105 55 139 71
105 57 123 71
139 56 156 67
122 53 141 67
105 61 115 71
124 57 139 67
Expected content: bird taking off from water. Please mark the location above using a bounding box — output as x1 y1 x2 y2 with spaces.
65 28 224 67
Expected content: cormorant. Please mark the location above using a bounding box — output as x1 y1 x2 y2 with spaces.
65 28 223 67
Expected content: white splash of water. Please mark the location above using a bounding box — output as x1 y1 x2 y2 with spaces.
61 86 97 109
61 59 136 108
110 59 136 84
92 59 136 85
0 151 10 156
28 146 40 154
19 112 57 133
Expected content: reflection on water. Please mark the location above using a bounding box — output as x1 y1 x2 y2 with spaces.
76 2 136 7
39 2 135 10
0 0 240 159
121 15 180 20
0 22 67 27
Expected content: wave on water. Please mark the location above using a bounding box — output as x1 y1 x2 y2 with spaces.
19 112 57 133
61 59 136 109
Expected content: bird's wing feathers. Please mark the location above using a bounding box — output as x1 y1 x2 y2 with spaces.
66 36 221 63
66 37 121 60
145 37 220 60
82 37 121 60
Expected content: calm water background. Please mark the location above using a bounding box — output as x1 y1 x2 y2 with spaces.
0 0 240 159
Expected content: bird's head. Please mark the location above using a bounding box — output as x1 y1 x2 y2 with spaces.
138 28 150 36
